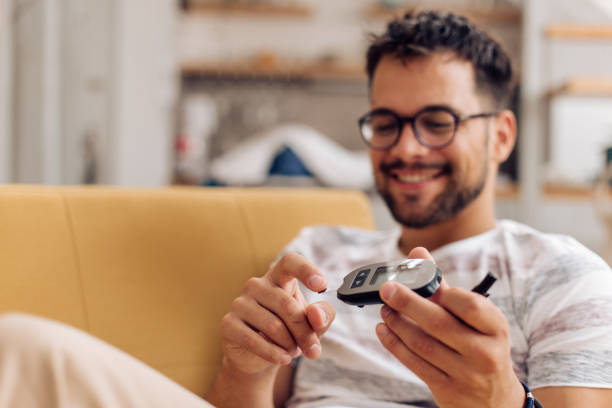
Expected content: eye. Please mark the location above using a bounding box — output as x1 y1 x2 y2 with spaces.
423 120 453 131
368 114 399 137
374 123 398 134
417 111 455 135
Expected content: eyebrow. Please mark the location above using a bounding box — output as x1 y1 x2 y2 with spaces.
367 104 463 116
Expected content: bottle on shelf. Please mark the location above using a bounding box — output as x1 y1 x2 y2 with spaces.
594 146 612 264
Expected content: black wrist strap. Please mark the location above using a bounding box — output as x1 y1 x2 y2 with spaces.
521 381 544 408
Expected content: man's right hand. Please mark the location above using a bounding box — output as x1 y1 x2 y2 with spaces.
220 252 336 375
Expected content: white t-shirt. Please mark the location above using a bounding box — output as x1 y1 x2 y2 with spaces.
283 220 612 408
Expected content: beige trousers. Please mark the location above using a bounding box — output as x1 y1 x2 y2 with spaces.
0 313 214 408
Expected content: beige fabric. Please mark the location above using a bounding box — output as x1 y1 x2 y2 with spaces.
0 186 374 397
0 313 212 408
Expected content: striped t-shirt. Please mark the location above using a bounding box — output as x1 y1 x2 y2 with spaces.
284 220 612 408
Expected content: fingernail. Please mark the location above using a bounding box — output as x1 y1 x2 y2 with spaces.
306 343 321 358
381 305 391 319
380 283 396 301
316 305 327 326
309 275 325 290
280 353 292 365
376 323 390 337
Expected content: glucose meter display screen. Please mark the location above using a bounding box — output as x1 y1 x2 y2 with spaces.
369 266 391 285
349 266 394 288
348 260 425 290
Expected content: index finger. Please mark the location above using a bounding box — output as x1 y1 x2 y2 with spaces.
438 287 507 336
380 281 474 353
271 252 327 293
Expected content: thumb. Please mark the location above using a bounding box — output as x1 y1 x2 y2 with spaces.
406 246 435 262
406 247 448 301
306 301 336 337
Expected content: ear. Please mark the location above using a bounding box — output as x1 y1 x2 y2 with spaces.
490 109 517 164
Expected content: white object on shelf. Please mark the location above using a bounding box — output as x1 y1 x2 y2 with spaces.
175 94 218 183
548 95 612 185
209 123 373 190
594 151 612 264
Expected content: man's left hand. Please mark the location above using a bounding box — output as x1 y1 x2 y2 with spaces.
375 247 525 408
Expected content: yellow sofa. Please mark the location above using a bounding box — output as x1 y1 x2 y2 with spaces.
0 185 374 397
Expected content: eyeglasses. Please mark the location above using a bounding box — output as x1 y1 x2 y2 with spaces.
358 106 499 150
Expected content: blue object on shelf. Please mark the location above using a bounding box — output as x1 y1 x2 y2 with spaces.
268 146 313 176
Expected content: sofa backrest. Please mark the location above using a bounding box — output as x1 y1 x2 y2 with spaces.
0 186 374 396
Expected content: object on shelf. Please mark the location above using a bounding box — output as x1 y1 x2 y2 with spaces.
175 94 218 184
546 24 612 39
380 0 403 8
549 77 612 98
82 129 99 184
363 3 521 24
180 57 365 81
547 93 612 186
207 124 373 190
595 147 612 264
183 0 312 17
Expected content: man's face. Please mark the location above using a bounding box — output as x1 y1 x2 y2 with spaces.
368 53 493 229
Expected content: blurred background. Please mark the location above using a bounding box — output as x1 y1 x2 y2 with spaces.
1 0 612 262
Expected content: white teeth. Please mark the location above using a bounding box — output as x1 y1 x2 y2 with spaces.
396 173 438 183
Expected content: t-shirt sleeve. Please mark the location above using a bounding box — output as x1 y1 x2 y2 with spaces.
524 250 612 389
276 226 318 263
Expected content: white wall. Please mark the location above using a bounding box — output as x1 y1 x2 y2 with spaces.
0 0 13 183
108 0 178 186
520 0 612 256
11 0 46 182
60 0 112 184
5 0 178 186
5 0 64 184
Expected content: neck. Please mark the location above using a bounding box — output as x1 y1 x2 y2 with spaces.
397 186 496 255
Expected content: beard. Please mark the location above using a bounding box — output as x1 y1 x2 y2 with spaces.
377 157 488 229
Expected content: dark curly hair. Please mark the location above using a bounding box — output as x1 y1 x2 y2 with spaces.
366 10 515 109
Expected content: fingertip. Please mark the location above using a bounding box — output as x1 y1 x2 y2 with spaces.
407 247 434 262
306 304 326 328
376 322 390 338
279 353 293 365
307 274 326 292
304 343 321 359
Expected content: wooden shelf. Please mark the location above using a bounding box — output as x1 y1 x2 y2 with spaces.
546 24 612 39
496 183 519 199
542 184 593 199
184 1 312 18
363 4 521 25
549 77 612 98
181 59 365 81
541 183 612 200
495 183 612 200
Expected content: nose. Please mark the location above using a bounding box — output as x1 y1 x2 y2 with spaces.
388 123 430 159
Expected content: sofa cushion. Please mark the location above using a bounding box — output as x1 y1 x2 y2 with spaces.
0 186 374 395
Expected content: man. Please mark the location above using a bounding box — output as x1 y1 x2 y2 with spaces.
206 10 612 408
1 9 611 408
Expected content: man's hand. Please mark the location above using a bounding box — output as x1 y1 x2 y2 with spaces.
375 247 525 408
220 252 336 376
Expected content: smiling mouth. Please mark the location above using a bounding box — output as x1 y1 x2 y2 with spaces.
390 167 449 183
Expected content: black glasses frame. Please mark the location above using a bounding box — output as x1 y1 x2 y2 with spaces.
358 106 500 150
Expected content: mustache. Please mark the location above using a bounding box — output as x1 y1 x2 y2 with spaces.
379 160 451 173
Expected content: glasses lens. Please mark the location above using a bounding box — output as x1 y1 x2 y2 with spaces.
415 109 456 148
361 112 400 149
